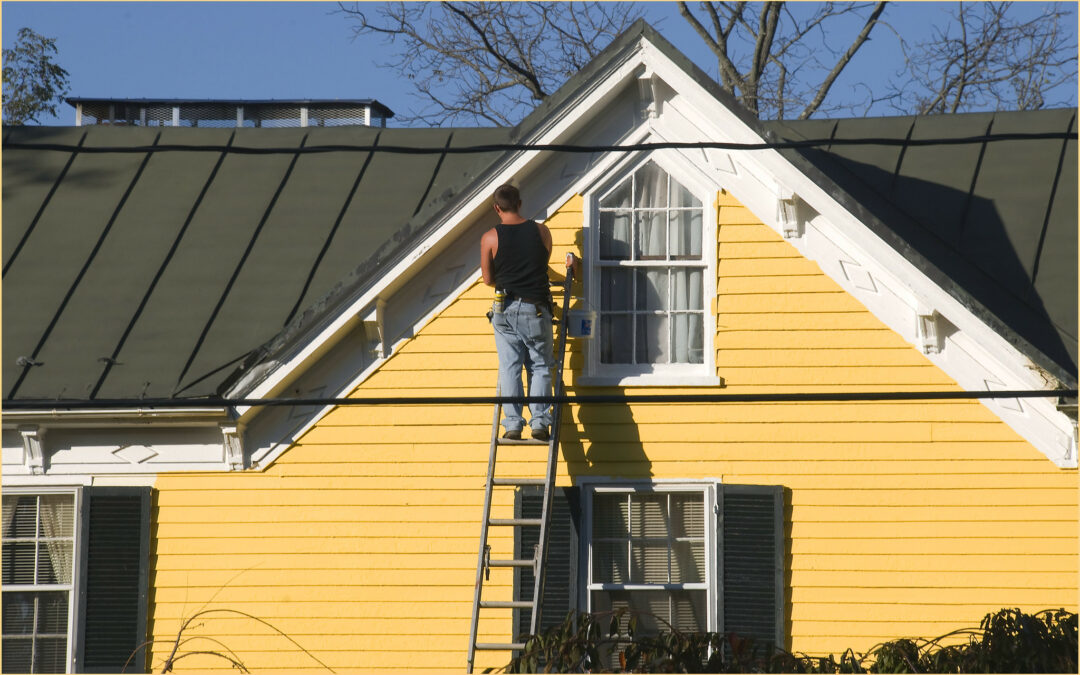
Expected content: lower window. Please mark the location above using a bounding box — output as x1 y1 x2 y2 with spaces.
1 493 76 674
588 487 712 634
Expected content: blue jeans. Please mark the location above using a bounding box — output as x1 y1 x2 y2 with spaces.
492 299 554 432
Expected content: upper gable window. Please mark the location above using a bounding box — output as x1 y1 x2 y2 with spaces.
587 159 715 384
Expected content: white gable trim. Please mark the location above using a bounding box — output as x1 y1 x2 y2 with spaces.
631 40 1075 467
227 34 1073 468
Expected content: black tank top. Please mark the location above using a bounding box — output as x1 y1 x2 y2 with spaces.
493 220 550 301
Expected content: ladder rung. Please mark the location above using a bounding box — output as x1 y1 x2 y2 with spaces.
496 437 548 446
491 477 546 486
489 518 542 527
480 600 535 609
474 642 527 651
488 558 535 568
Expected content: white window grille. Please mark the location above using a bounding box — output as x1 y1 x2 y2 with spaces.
593 159 707 371
1 492 77 674
588 486 711 632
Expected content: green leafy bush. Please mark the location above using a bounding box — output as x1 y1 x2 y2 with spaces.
503 608 1077 673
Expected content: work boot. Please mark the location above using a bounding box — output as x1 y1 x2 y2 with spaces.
531 427 550 442
502 429 522 440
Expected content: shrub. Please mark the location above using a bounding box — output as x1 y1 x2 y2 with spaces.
503 607 1077 673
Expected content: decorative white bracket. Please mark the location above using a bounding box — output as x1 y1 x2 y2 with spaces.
18 425 46 475
638 69 661 120
366 301 386 359
1057 398 1078 464
220 422 245 471
916 307 942 354
775 185 801 238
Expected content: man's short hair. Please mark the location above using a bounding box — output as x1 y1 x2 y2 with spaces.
493 184 522 212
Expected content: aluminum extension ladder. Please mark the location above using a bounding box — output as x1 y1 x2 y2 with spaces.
466 257 575 673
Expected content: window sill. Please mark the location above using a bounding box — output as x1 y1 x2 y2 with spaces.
574 373 724 387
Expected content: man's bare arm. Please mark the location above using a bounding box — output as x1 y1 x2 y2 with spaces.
480 228 498 286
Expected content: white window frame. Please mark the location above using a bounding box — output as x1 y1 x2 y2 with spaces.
582 481 719 633
581 152 720 386
1 487 81 674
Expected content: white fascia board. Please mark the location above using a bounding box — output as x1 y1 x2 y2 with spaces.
1 407 229 428
636 41 1075 467
232 42 649 422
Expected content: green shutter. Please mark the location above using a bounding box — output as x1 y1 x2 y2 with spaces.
514 486 580 640
75 487 151 674
718 484 785 650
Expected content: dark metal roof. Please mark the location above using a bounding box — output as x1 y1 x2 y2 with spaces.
67 97 395 118
766 109 1077 385
2 125 508 401
4 21 1075 404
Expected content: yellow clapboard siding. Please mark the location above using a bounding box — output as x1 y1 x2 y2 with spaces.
718 257 826 276
714 366 954 386
789 537 1075 555
149 190 1078 673
715 329 906 349
790 553 1078 572
718 293 881 314
719 241 804 259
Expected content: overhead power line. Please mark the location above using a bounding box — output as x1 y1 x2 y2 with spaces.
2 389 1075 411
3 131 1076 156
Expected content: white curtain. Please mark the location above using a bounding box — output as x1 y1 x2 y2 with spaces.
38 495 73 584
672 269 704 364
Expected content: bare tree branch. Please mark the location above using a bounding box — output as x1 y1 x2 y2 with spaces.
339 1 642 126
798 1 887 119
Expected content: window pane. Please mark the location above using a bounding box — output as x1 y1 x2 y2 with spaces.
671 590 708 632
669 181 702 209
593 541 628 583
5 496 37 539
2 638 32 674
671 541 705 583
599 211 632 260
35 592 68 635
3 543 36 585
600 268 633 312
36 496 73 539
631 542 669 583
600 180 631 209
671 313 705 364
592 494 629 537
671 269 702 311
35 637 67 673
635 212 666 259
634 162 668 208
629 495 666 538
669 210 702 259
600 314 633 364
36 543 72 585
670 494 704 538
2 592 35 635
635 269 668 312
635 315 669 365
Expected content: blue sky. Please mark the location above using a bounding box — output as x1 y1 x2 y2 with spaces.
3 1 1077 126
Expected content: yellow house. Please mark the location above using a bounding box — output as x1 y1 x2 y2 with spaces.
2 22 1076 674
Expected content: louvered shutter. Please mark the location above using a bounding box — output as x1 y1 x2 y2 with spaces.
75 487 151 673
718 484 785 650
514 486 580 639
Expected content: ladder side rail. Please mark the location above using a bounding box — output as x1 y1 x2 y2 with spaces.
467 384 504 673
529 261 575 636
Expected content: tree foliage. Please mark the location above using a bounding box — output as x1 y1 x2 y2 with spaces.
2 27 70 126
343 2 1077 125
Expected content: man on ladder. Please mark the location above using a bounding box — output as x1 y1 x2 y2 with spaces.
481 183 555 442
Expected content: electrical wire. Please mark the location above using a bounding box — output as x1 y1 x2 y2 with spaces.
3 131 1076 156
1 389 1074 411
